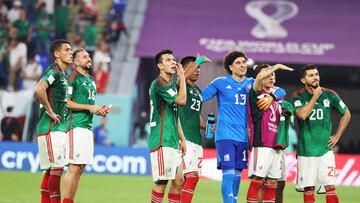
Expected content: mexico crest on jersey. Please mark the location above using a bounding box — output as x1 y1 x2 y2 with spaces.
323 99 330 107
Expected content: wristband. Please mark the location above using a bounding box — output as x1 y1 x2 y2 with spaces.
195 56 206 65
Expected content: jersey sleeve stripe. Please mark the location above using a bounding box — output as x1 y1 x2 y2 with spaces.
322 87 339 96
68 71 79 83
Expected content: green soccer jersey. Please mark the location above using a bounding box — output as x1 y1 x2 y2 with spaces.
36 64 68 135
291 88 348 157
148 76 180 151
67 71 96 130
178 83 202 145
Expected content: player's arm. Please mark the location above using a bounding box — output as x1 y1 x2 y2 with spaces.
328 110 351 147
295 86 322 121
253 64 293 93
174 63 186 106
178 118 186 156
34 79 60 123
66 99 106 116
199 116 206 130
201 79 218 102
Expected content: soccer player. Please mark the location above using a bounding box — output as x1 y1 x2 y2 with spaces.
35 39 73 203
201 51 286 203
178 56 209 203
149 49 187 203
246 64 293 203
62 48 110 203
291 64 351 203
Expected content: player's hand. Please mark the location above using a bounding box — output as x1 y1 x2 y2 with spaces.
256 94 274 111
310 85 322 98
180 139 186 156
274 64 294 72
176 63 185 78
89 105 106 117
101 104 112 115
45 111 61 124
328 135 339 147
195 53 212 64
211 123 216 133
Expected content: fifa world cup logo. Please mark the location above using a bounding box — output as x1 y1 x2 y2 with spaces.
245 0 298 39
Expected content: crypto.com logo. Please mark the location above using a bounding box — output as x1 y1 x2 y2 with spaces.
245 0 298 39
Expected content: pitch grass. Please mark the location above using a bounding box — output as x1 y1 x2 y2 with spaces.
0 171 359 203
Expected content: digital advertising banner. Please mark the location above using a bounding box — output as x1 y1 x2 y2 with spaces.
1 142 359 187
136 0 360 66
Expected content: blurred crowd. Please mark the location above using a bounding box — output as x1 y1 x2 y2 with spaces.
0 0 128 142
0 0 128 93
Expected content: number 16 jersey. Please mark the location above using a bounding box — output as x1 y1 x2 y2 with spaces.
67 71 96 130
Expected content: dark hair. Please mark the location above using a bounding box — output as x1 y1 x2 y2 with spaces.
180 56 196 69
299 64 318 79
155 49 173 66
72 48 86 60
253 64 271 77
223 51 248 74
50 39 71 59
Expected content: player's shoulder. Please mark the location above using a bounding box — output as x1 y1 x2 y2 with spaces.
291 88 306 98
210 76 227 84
151 76 168 87
321 87 339 97
67 70 80 83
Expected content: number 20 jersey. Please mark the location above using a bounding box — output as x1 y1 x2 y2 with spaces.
291 88 348 157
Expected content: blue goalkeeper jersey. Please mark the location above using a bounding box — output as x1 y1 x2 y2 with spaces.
202 76 254 143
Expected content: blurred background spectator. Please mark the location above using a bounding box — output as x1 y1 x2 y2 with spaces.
93 116 110 146
0 106 20 141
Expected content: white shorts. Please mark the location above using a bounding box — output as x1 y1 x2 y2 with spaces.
67 127 94 165
278 150 286 181
150 147 182 182
296 151 336 190
248 147 282 179
183 140 203 175
37 131 67 170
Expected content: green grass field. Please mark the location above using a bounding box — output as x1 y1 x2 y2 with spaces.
0 170 358 203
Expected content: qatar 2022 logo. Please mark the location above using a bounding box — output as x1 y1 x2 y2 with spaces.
245 0 298 39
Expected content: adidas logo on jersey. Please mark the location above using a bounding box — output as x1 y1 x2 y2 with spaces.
226 85 232 89
224 153 230 161
82 82 87 86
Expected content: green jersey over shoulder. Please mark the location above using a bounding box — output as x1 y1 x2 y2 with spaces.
36 63 68 135
179 83 202 145
291 88 348 157
148 76 179 151
67 71 96 130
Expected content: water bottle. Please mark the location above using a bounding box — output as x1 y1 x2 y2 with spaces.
205 113 215 139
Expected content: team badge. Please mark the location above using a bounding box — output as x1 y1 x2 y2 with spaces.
294 100 302 107
246 84 252 91
323 99 330 107
48 75 55 85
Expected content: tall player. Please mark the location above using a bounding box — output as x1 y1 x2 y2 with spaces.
178 56 209 203
62 48 110 203
149 49 187 203
201 51 286 203
35 39 72 203
246 64 293 203
291 64 351 203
